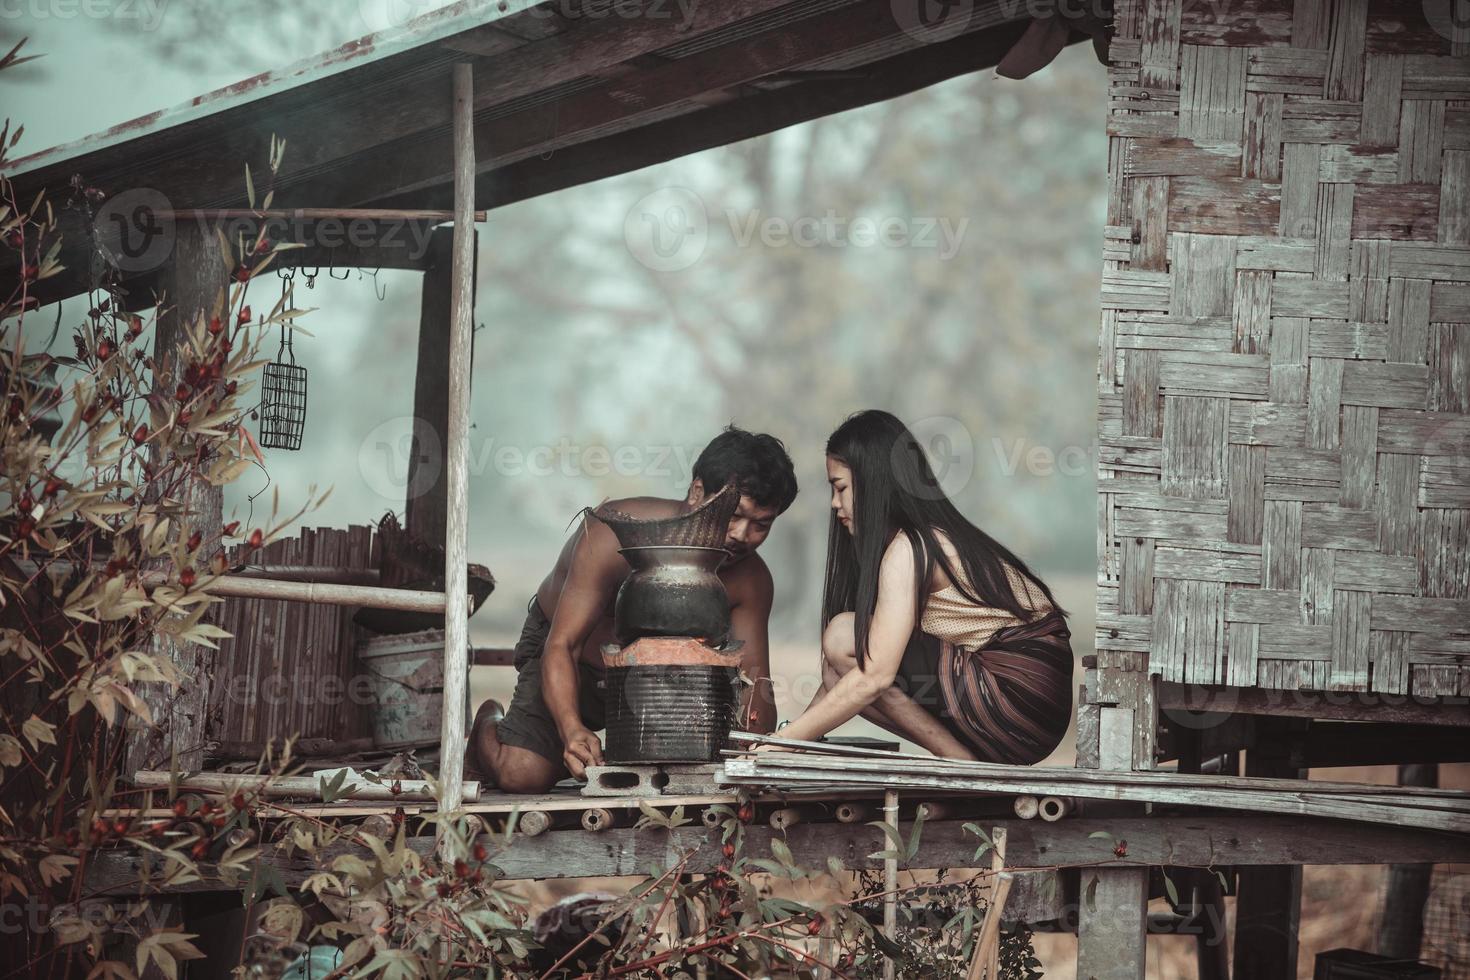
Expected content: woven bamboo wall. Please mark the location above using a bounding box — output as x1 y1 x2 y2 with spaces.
205 525 378 757
1096 0 1469 695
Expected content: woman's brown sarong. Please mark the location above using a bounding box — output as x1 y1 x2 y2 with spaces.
936 608 1074 766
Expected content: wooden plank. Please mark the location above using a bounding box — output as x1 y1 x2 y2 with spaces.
81 814 1470 896
405 228 454 544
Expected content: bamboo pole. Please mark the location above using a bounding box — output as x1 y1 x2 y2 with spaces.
882 789 898 980
155 209 488 221
8 557 447 611
133 769 481 802
438 60 476 822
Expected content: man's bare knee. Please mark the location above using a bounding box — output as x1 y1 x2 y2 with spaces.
493 748 562 794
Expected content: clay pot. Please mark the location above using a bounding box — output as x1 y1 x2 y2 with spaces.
614 546 730 646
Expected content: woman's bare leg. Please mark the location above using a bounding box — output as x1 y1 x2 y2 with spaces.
817 614 978 760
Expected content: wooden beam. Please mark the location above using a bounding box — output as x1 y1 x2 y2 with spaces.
122 221 227 778
405 227 478 546
1158 683 1470 726
81 814 1470 896
1232 719 1307 980
437 61 476 817
1377 764 1438 962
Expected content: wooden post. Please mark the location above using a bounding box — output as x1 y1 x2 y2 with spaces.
1377 763 1439 961
1232 716 1308 980
406 226 476 545
1076 651 1153 980
437 61 475 819
124 221 228 778
1177 724 1229 980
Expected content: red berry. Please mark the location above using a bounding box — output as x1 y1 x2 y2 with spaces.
132 423 148 445
150 821 168 837
722 842 735 861
231 792 246 810
17 491 33 514
807 914 824 936
21 264 38 281
191 840 208 859
212 815 226 828
208 315 223 335
237 305 251 324
128 316 144 338
220 337 232 353
198 801 213 816
187 531 202 551
15 517 34 538
183 364 200 387
179 568 196 588
1113 840 1128 858
178 409 192 426
225 381 238 395
253 237 271 255
112 819 129 836
64 828 79 847
738 802 754 824
233 266 251 283
248 528 263 549
92 817 109 835
175 383 190 402
7 395 21 420
472 842 487 862
172 800 188 817
453 859 469 879
436 882 452 898
43 478 62 497
223 521 240 537
4 229 21 248
96 339 112 361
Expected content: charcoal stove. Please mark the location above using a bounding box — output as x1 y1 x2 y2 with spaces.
593 486 746 764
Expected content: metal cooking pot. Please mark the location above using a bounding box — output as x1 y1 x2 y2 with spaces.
614 546 731 646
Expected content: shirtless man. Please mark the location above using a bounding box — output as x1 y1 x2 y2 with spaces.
467 426 799 793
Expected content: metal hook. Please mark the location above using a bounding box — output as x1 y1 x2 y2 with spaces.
328 247 350 280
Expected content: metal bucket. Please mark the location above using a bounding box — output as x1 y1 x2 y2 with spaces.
603 665 739 763
356 629 447 749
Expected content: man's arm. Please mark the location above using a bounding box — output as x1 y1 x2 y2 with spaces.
541 513 623 778
728 559 777 734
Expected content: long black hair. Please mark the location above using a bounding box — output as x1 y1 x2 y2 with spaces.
822 409 1069 671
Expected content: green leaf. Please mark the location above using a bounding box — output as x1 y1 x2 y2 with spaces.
1087 830 1114 840
1162 871 1179 907
904 806 926 861
770 838 796 871
1085 874 1099 913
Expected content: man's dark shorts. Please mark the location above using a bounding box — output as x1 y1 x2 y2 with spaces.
494 596 608 766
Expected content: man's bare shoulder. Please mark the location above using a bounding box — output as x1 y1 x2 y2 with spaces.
722 551 774 604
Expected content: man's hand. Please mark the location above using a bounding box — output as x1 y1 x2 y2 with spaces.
562 727 604 780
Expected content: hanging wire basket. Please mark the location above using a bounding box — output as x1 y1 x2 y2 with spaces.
259 325 307 450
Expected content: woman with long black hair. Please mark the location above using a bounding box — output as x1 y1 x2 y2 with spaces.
772 409 1075 764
